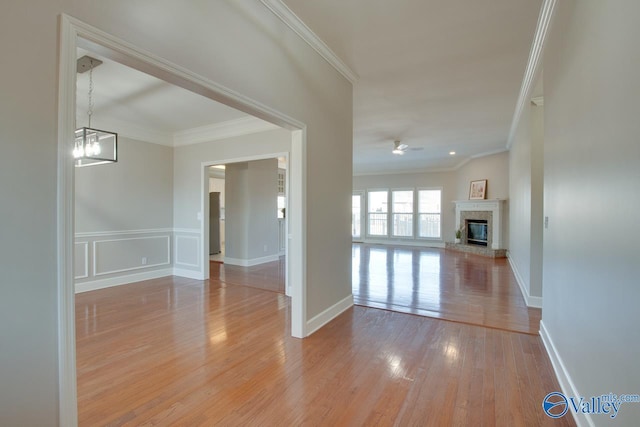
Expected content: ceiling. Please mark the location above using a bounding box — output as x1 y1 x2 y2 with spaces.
282 0 543 174
77 0 542 172
76 48 258 146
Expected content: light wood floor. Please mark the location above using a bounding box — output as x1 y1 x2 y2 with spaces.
352 244 541 334
76 255 572 426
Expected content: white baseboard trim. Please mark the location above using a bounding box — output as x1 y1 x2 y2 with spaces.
306 294 354 336
75 268 172 293
173 268 205 280
540 320 591 427
224 254 280 267
356 239 446 249
507 252 543 308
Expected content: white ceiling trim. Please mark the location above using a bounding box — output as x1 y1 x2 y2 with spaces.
353 149 509 177
506 0 557 149
531 96 544 106
260 0 358 84
95 119 174 146
173 116 280 146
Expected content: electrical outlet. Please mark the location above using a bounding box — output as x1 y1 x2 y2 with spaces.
142 257 147 265
544 216 549 229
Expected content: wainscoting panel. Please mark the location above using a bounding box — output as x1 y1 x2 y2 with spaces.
94 235 171 276
174 233 200 269
74 242 89 280
74 229 173 293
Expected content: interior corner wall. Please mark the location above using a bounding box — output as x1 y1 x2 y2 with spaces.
456 152 510 246
455 151 510 200
542 1 640 425
172 128 291 272
1 2 352 423
224 159 279 264
74 137 174 290
225 162 250 260
508 103 533 300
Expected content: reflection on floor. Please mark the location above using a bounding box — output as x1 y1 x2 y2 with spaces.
209 244 225 263
210 256 286 294
75 276 572 426
352 243 541 335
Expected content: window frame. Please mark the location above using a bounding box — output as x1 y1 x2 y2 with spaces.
390 188 416 239
366 189 390 237
416 187 443 240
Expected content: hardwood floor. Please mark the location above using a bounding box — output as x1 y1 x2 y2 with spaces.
352 244 541 334
76 262 572 426
211 256 286 294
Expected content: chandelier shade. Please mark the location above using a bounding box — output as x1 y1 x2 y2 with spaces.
74 55 118 167
74 127 118 167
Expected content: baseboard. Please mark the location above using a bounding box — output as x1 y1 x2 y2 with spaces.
224 254 280 267
357 239 446 249
306 294 354 336
75 268 173 293
507 252 543 308
173 268 205 280
540 321 591 427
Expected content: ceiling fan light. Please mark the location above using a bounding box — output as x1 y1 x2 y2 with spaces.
392 140 408 154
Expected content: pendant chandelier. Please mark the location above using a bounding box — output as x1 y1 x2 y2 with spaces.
74 55 117 167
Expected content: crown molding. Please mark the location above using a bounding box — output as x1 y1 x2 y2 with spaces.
87 118 174 146
506 0 557 149
471 148 508 159
531 96 544 106
260 0 358 84
173 116 279 146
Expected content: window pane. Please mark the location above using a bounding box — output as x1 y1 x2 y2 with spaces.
419 190 440 213
393 213 413 236
352 194 361 238
368 213 387 236
368 191 388 213
419 213 441 238
392 190 413 213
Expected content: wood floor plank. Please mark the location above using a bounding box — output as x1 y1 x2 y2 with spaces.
75 249 572 426
353 243 541 334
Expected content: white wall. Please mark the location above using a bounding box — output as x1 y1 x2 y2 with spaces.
456 151 509 200
75 137 173 233
0 2 352 424
508 100 544 305
173 129 291 272
209 176 225 246
542 1 640 425
456 152 510 247
224 159 279 265
74 137 174 291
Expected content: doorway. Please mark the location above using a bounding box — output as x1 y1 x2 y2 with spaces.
57 15 308 424
202 156 290 296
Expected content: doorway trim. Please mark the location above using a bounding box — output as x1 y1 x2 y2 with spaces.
200 152 291 297
57 14 307 426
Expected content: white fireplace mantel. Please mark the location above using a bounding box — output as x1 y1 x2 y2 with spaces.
453 199 506 249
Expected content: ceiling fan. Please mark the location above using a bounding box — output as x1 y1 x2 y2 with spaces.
392 140 409 155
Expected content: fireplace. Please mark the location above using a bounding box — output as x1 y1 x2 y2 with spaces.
466 220 488 247
447 199 506 258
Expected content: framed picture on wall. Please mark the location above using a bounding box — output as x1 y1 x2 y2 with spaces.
469 179 487 200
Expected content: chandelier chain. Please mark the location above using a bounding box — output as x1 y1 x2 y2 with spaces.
87 60 94 128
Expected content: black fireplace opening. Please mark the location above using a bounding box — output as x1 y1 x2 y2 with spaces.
466 220 488 246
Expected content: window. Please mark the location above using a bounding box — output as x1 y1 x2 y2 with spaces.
367 190 388 236
418 189 441 238
352 194 362 238
392 190 413 237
